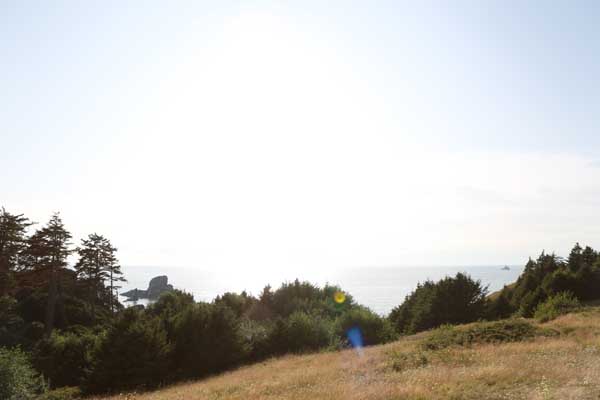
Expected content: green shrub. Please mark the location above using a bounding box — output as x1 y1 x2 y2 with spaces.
267 312 334 354
534 292 581 322
422 319 555 350
269 280 355 319
336 307 396 346
214 292 256 318
146 290 195 321
389 273 488 334
85 308 171 393
286 312 333 351
0 347 47 400
33 330 98 388
171 303 248 379
517 288 547 317
240 319 271 360
485 288 515 319
0 296 25 347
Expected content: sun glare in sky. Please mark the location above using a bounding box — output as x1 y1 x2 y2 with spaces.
2 3 600 271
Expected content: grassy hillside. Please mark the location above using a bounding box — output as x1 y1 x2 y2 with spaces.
93 308 600 400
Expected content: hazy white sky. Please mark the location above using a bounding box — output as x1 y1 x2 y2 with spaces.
2 1 600 270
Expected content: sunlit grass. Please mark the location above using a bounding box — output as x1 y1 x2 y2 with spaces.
94 309 600 400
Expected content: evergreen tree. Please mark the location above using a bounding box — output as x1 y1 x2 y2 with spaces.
102 238 125 314
581 245 598 268
75 233 125 316
0 208 33 295
23 213 72 337
389 273 488 334
567 242 583 272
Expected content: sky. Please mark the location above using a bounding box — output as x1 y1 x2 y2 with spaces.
2 1 600 271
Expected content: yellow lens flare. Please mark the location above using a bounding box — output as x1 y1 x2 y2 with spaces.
334 291 346 304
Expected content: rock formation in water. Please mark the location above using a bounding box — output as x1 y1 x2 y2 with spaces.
121 275 174 301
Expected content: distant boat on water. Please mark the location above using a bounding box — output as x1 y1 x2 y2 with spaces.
501 266 510 271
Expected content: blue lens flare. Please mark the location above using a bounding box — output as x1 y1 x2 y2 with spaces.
347 326 364 350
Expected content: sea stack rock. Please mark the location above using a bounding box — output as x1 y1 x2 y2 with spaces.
147 275 174 300
121 275 174 301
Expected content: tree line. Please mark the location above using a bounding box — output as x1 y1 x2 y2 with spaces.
1 206 599 399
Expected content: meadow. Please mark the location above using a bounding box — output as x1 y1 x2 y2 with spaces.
93 308 600 400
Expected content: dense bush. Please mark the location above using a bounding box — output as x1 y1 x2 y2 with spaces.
389 273 488 334
534 292 581 322
214 291 256 318
171 303 247 379
267 312 334 354
335 307 396 346
486 288 514 319
33 330 98 388
86 308 171 393
146 290 195 338
0 346 47 400
270 280 355 319
239 319 272 360
0 295 25 347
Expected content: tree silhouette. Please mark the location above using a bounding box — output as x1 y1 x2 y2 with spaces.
0 208 33 295
24 213 72 337
75 233 125 316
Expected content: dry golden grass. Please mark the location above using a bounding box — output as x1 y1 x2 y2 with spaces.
94 309 600 400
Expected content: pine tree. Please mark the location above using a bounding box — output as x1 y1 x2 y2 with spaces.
23 213 72 337
101 237 125 313
568 242 583 272
75 233 125 316
0 208 33 295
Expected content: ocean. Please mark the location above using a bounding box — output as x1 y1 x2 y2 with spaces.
119 265 523 315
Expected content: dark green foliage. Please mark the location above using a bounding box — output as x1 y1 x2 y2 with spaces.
0 208 32 296
389 273 488 334
22 213 73 337
171 303 247 379
573 264 600 300
267 312 333 354
534 292 580 322
0 346 47 400
239 319 271 360
74 233 124 315
335 307 396 346
146 290 195 337
269 280 355 319
214 291 256 318
541 268 578 296
33 331 98 388
246 285 275 321
0 295 26 347
86 308 171 393
486 288 515 320
422 320 555 350
14 268 109 332
270 280 323 317
566 242 597 273
503 244 600 316
517 287 546 317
